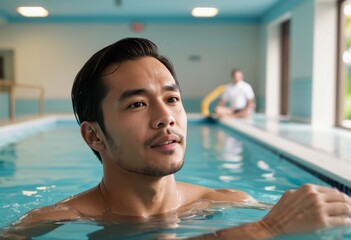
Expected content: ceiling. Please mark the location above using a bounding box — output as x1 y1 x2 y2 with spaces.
0 0 281 23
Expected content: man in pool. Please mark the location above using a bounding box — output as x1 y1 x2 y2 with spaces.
2 38 350 239
215 69 255 118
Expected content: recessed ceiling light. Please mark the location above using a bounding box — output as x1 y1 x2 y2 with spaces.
16 6 49 17
192 7 218 17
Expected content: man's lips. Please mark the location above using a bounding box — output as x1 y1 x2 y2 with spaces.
149 135 181 148
145 128 184 150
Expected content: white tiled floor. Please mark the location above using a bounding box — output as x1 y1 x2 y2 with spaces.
247 114 351 163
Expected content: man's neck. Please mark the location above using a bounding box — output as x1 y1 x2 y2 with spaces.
233 79 243 84
100 167 180 217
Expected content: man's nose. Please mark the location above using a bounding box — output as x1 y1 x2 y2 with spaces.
151 102 175 129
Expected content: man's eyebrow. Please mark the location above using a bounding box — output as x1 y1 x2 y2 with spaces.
119 89 146 102
163 84 180 92
118 84 180 102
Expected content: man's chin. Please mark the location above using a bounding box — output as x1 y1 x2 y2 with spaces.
127 161 184 177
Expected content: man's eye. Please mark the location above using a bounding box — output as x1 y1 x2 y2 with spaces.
128 102 145 109
168 97 179 103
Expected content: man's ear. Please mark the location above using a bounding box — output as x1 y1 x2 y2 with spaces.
80 121 105 152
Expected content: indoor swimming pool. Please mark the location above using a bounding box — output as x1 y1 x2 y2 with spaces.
0 116 350 239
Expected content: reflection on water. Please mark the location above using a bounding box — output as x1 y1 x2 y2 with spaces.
1 200 273 240
182 123 331 204
0 121 346 239
200 125 278 187
201 126 243 162
2 199 349 240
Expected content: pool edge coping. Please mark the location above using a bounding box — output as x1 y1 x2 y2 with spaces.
219 118 351 189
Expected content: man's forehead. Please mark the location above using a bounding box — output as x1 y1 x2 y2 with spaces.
104 57 172 78
102 58 177 93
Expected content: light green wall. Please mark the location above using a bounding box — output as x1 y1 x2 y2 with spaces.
0 0 332 121
258 0 316 121
289 0 314 121
0 22 260 117
0 23 259 98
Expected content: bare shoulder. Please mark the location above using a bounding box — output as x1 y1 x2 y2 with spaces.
61 185 104 216
177 182 255 204
19 186 103 224
202 188 255 202
18 203 81 224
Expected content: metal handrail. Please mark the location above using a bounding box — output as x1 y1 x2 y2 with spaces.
0 80 45 120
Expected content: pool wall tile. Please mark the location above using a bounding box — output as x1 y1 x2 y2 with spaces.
289 78 312 121
0 92 9 119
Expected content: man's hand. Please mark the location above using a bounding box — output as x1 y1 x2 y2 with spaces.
189 184 351 240
260 184 351 235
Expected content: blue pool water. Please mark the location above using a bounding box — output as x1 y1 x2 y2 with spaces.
0 118 350 239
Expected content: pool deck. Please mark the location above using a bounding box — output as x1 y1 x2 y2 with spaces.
1 113 351 191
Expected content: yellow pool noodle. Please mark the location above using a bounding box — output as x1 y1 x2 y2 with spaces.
201 84 226 116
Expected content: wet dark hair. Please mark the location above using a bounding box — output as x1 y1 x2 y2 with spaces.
71 38 178 162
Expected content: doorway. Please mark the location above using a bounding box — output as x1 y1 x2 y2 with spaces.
0 49 15 82
280 20 290 116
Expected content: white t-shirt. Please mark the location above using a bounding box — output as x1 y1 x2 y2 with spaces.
221 81 255 110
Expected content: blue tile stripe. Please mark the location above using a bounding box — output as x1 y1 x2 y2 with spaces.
0 93 9 119
0 98 208 120
0 98 74 120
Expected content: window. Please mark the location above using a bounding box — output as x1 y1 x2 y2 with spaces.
337 0 351 128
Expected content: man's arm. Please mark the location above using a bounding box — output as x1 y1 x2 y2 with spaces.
0 221 62 240
0 204 81 239
214 99 232 117
232 98 255 118
191 184 351 239
216 99 226 108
